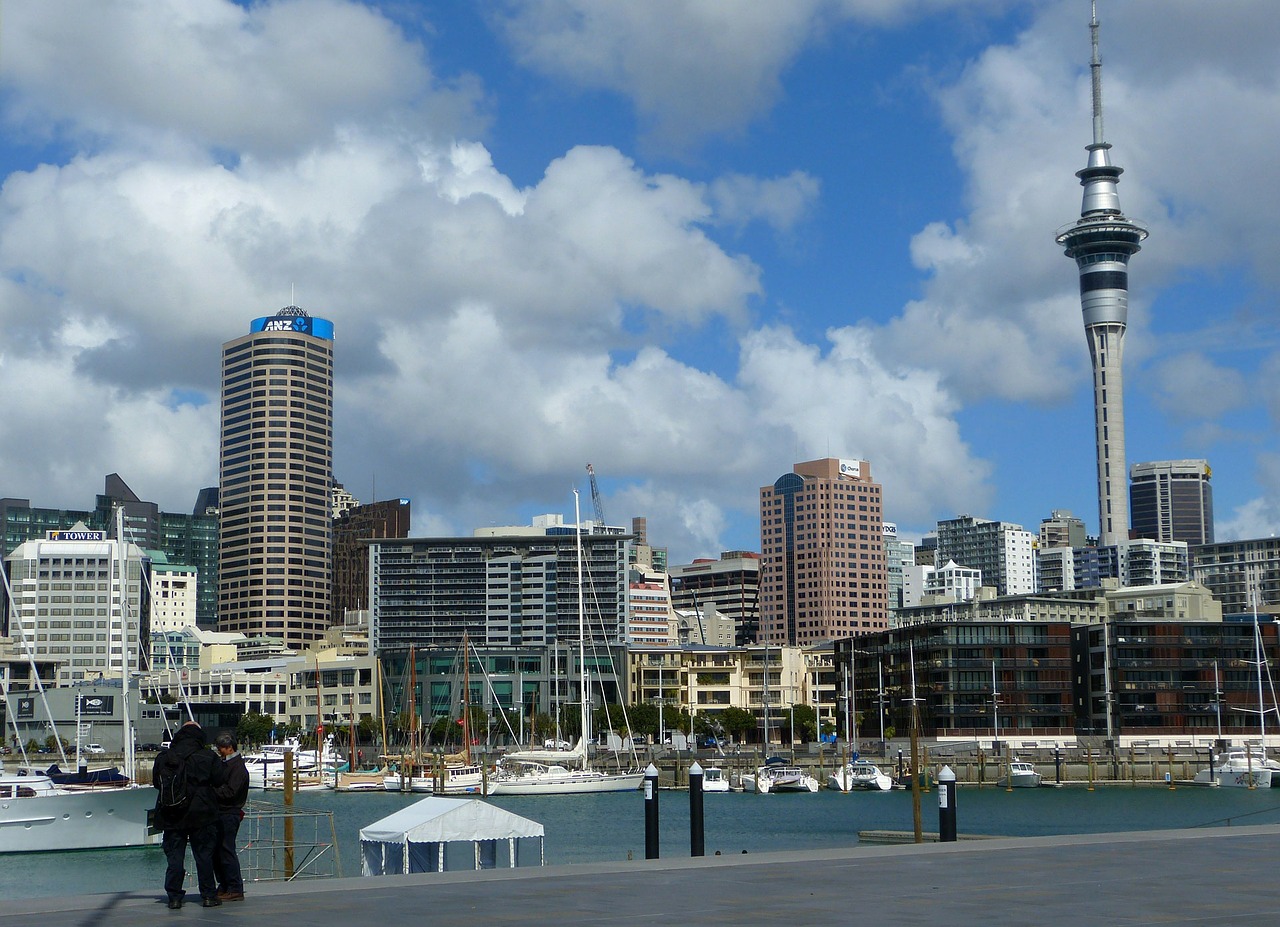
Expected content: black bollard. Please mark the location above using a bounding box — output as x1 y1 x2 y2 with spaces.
689 761 705 857
938 765 957 842
644 763 660 859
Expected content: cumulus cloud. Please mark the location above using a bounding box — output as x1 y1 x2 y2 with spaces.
1 0 483 156
709 172 821 234
1149 352 1248 420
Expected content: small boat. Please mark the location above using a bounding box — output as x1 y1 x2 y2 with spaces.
828 759 893 792
384 757 487 794
742 763 819 794
1192 748 1275 789
334 766 391 792
996 759 1043 789
700 766 731 792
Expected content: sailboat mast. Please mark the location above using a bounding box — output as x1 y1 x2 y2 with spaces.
574 491 590 752
1253 589 1266 743
116 505 136 780
462 631 472 763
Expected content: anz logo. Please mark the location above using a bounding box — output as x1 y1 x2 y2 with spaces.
263 318 310 333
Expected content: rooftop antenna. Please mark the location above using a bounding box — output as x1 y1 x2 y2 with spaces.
1089 0 1105 147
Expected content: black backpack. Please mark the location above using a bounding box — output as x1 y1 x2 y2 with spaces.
155 748 190 812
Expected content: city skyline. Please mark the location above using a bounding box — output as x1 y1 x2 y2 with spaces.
0 2 1278 567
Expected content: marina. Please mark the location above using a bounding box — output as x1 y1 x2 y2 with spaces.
3 777 1280 900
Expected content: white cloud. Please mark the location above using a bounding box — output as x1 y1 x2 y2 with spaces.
1149 352 1248 420
1 0 483 156
709 172 821 234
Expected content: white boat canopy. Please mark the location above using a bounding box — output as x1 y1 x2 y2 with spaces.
359 797 545 876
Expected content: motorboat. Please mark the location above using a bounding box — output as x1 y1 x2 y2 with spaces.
700 766 731 793
245 734 340 789
996 760 1043 789
742 764 819 794
1193 748 1275 789
0 767 159 853
828 759 893 792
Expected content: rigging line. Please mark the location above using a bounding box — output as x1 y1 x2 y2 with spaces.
0 559 69 766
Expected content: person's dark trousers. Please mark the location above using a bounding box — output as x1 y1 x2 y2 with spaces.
162 828 191 904
213 810 245 895
185 821 220 901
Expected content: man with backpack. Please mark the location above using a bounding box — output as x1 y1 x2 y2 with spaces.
152 720 224 909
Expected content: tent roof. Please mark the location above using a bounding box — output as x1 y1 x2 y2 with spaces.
360 797 544 844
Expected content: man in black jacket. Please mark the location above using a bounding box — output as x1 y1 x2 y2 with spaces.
212 732 249 902
153 720 224 909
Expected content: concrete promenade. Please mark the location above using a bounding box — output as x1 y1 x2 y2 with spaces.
4 825 1278 926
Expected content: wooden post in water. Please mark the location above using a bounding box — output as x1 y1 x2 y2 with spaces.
284 748 295 878
1086 746 1095 791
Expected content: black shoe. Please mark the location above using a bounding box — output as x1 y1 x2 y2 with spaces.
167 898 183 910
202 897 222 908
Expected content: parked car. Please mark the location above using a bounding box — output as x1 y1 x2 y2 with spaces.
543 739 572 751
84 743 107 755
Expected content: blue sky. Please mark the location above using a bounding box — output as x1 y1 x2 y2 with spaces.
1 0 1277 565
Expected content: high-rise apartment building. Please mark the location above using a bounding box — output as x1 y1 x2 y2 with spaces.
332 497 411 626
1039 509 1088 550
218 306 335 649
883 523 916 620
1056 6 1147 545
1129 460 1213 546
1193 537 1280 618
758 458 887 645
935 515 1036 596
669 551 761 646
369 521 629 651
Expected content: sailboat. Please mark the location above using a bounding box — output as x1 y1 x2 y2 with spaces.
382 642 486 794
0 508 159 852
486 492 644 796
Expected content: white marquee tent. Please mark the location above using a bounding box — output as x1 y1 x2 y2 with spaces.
359 797 545 876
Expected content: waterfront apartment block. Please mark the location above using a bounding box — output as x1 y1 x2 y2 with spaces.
838 622 1078 742
668 550 761 645
218 306 335 650
759 458 887 645
935 515 1036 597
1074 619 1279 738
369 520 630 651
1130 459 1213 546
1192 537 1280 618
628 644 828 744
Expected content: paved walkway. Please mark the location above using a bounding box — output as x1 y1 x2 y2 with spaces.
5 825 1278 926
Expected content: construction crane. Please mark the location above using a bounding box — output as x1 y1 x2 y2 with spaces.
585 463 606 526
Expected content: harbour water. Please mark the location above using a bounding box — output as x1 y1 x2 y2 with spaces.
4 784 1280 900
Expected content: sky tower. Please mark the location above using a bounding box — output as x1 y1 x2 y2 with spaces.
1056 2 1147 546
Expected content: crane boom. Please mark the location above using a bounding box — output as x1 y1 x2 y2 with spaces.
585 463 606 526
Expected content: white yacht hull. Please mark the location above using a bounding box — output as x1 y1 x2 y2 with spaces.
485 768 644 796
744 766 819 794
382 766 486 795
0 784 159 854
828 763 893 792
